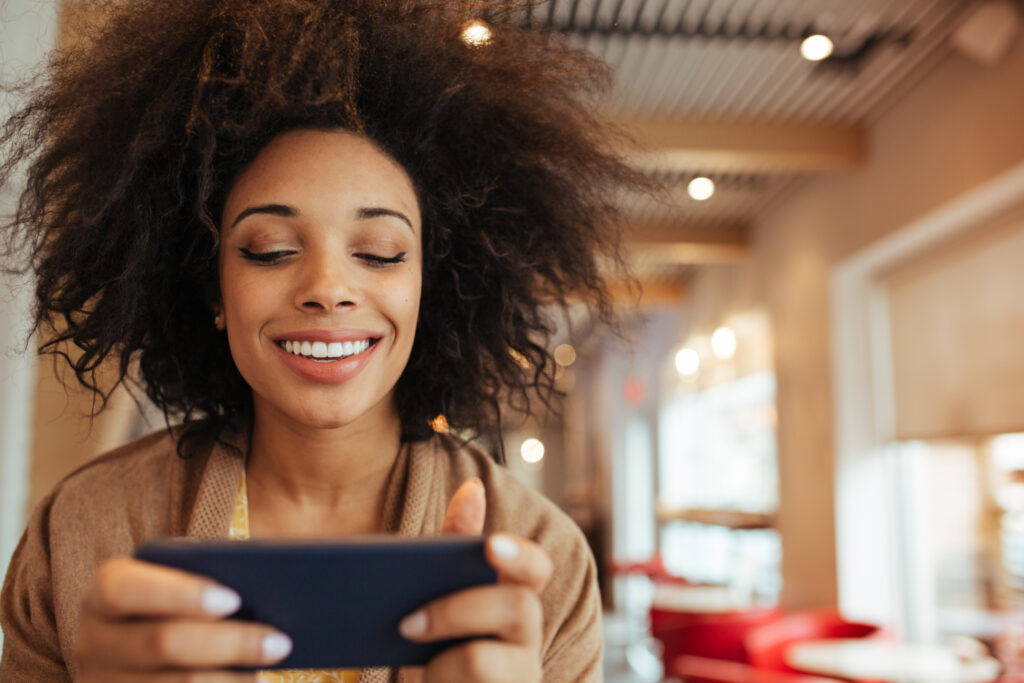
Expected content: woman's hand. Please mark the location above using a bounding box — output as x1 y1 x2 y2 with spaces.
74 557 292 682
399 479 553 683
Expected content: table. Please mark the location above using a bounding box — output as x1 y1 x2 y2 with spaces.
651 583 741 613
786 639 1002 683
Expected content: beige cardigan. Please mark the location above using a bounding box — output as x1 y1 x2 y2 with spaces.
0 430 602 682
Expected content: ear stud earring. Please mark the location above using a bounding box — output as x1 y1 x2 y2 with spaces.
214 313 222 328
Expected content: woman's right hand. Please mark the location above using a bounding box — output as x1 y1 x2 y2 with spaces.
74 557 292 682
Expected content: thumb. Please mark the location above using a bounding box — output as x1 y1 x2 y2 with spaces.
441 477 486 535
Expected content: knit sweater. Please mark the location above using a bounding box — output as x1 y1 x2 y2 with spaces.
0 430 602 682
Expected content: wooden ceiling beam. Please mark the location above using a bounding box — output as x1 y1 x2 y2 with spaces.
615 116 866 173
627 242 751 264
607 277 689 307
623 220 751 264
625 220 747 245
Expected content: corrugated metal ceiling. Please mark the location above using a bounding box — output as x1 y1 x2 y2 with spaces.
526 0 989 285
543 0 971 125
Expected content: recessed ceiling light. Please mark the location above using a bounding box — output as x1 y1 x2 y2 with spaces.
801 34 834 61
688 176 715 201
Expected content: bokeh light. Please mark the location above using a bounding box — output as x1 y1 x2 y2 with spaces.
687 176 715 201
675 347 700 376
521 437 545 464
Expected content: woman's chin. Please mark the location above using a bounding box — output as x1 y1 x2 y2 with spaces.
253 389 399 434
292 411 362 431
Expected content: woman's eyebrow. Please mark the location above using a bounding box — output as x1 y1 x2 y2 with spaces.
230 203 297 228
357 207 414 231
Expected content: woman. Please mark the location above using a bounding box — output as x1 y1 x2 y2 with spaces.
0 0 642 681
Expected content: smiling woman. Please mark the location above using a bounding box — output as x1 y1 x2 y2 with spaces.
218 131 423 434
0 1 646 681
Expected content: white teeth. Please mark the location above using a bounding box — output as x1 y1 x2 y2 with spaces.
279 338 372 360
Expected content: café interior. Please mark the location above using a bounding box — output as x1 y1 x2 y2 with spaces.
2 0 1024 681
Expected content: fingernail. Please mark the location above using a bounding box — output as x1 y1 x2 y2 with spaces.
468 477 484 490
399 610 428 638
201 586 241 615
490 534 519 559
262 632 293 661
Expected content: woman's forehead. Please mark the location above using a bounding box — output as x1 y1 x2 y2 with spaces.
222 129 421 230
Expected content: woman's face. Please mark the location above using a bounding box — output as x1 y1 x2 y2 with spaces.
218 129 422 432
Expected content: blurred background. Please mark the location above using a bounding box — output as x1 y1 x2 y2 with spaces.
3 1 1024 681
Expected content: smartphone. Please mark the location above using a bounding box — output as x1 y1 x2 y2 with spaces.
135 535 497 669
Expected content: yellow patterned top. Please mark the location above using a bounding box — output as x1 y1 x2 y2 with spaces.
230 472 360 683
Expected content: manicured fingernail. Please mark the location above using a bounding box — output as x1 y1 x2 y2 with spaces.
400 610 428 638
490 534 519 559
201 586 241 615
262 632 293 661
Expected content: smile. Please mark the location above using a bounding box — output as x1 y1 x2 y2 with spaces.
277 338 374 361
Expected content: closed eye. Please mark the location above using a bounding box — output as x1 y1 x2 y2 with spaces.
238 247 297 264
356 252 407 266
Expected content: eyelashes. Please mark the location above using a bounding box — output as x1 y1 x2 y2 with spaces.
237 248 408 267
357 251 407 266
238 248 295 264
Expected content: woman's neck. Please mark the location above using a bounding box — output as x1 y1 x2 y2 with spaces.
243 398 403 537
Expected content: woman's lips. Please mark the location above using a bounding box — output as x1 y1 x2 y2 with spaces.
271 331 382 384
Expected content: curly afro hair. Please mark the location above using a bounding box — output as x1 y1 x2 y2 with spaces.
1 0 645 460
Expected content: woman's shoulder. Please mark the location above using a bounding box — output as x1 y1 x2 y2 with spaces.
46 429 178 498
54 428 179 484
34 428 210 540
1 429 207 676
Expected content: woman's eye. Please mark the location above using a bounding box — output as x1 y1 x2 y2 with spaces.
238 248 296 264
356 251 407 267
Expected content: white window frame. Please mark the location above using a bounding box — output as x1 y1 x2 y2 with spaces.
831 160 1024 641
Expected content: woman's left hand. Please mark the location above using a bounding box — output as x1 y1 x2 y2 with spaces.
399 478 553 682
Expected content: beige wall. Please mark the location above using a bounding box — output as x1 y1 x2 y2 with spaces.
27 1 137 514
29 355 136 513
745 36 1024 609
885 208 1024 440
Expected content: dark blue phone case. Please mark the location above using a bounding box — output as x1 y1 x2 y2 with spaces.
135 536 497 669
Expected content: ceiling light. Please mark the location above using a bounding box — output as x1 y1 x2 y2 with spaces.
711 326 737 360
800 34 834 61
687 176 715 201
675 347 700 376
462 20 492 47
521 437 545 464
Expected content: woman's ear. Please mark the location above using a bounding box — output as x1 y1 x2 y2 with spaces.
212 307 225 330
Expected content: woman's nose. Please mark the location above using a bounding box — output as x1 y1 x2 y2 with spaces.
294 254 358 312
